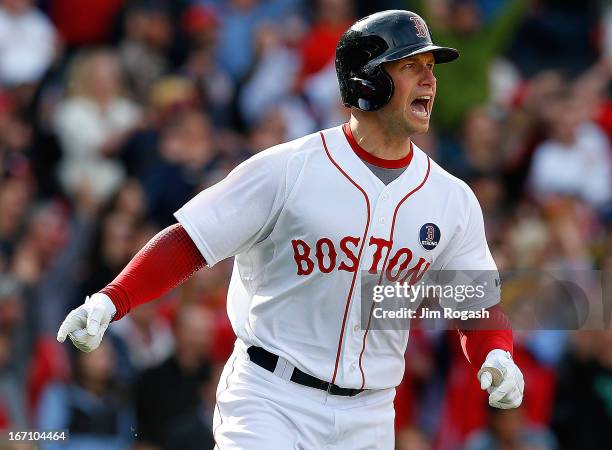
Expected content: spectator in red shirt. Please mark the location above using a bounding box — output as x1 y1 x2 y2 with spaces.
297 0 354 83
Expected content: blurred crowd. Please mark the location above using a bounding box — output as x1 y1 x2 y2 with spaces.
0 0 611 449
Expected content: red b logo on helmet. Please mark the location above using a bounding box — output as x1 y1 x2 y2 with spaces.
410 16 429 38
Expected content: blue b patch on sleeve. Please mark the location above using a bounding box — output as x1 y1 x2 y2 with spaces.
419 223 440 251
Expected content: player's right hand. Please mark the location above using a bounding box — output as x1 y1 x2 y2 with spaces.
57 293 116 352
478 349 524 409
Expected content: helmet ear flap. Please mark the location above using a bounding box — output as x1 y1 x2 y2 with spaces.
347 66 394 112
375 65 395 109
347 77 377 111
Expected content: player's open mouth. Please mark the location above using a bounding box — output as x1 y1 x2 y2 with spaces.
410 95 431 118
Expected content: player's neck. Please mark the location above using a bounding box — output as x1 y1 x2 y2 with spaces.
348 115 413 161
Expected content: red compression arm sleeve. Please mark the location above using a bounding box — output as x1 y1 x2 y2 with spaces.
100 223 206 320
457 304 513 367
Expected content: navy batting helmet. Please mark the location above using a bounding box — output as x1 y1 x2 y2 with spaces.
336 10 459 111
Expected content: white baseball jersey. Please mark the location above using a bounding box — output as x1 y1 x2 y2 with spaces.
175 124 499 390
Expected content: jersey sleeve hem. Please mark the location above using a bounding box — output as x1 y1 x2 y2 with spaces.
174 210 219 267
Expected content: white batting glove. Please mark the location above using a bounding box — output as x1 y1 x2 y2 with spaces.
56 293 116 352
478 349 524 409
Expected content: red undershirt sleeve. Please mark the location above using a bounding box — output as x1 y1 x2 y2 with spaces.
100 223 206 321
456 304 513 367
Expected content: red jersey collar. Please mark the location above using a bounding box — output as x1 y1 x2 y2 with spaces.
342 122 413 169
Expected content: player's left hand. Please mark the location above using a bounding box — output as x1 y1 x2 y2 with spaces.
478 349 524 409
57 293 116 352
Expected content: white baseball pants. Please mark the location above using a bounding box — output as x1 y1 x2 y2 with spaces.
213 341 396 450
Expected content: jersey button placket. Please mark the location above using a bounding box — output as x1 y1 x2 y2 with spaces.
342 189 390 385
376 189 391 230
355 191 393 385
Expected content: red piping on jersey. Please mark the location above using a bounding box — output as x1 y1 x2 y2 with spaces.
342 123 413 169
358 156 431 389
320 131 371 386
213 355 237 445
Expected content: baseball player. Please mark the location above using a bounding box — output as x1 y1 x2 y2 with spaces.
57 10 524 450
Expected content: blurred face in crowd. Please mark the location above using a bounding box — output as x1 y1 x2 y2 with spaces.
147 11 172 49
0 331 10 369
0 178 31 237
114 179 145 219
523 71 566 119
380 52 436 136
255 24 282 54
101 212 134 268
249 109 286 152
125 8 148 41
462 107 501 172
1 0 31 15
0 294 23 329
130 223 158 256
230 0 259 11
470 176 504 214
174 306 214 361
549 97 582 144
316 0 353 24
77 340 115 387
71 52 123 103
27 203 70 261
463 107 499 149
595 331 612 369
395 426 430 450
451 1 481 34
0 116 32 153
571 331 598 361
126 8 172 50
90 53 122 101
180 112 214 167
571 71 606 122
129 301 157 330
160 111 215 167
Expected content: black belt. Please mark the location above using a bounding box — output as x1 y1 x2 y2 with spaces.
247 346 365 397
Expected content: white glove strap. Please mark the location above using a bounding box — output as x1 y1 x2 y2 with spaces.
87 292 117 319
483 349 513 371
